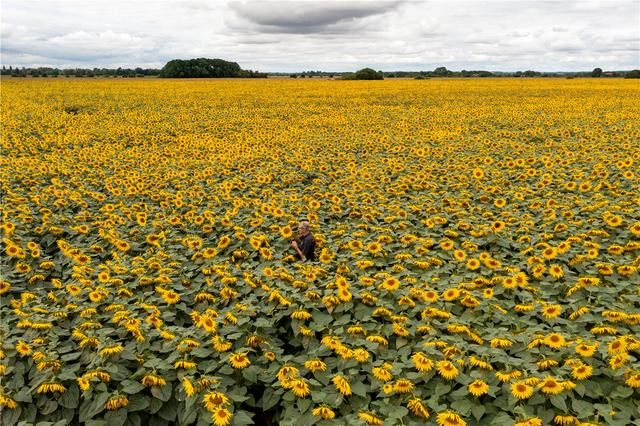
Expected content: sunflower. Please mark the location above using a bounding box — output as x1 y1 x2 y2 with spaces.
542 246 558 260
466 258 481 270
372 366 393 382
472 168 485 179
548 264 564 279
358 411 384 425
541 305 562 321
491 221 506 233
393 378 414 393
312 405 336 420
411 352 435 372
608 338 627 354
291 379 310 398
571 363 593 380
515 417 543 426
442 288 460 301
468 380 489 397
15 341 32 356
544 333 566 349
280 226 293 239
380 276 400 291
36 382 67 394
436 410 467 426
437 360 459 380
229 352 251 369
304 359 326 373
175 359 197 369
538 376 564 395
212 407 233 426
105 395 129 410
424 290 439 303
202 247 218 258
141 373 166 387
366 241 383 254
182 378 197 397
453 249 467 261
162 291 180 304
217 235 231 249
203 391 230 411
510 381 534 399
626 371 640 388
332 375 351 396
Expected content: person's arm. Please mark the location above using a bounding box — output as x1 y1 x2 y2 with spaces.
291 241 306 260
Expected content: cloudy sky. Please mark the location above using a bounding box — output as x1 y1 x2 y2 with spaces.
1 0 639 72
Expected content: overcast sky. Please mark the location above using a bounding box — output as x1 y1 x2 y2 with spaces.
1 0 639 72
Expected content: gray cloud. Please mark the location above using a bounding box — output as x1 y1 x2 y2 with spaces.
227 1 403 34
1 0 638 71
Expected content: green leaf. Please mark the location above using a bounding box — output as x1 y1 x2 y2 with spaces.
151 383 173 402
550 395 567 412
471 404 485 421
104 409 128 426
297 398 312 414
121 381 146 395
434 383 451 397
232 410 254 426
13 388 32 403
262 388 281 411
82 392 110 421
1 405 22 426
158 400 178 422
178 399 199 424
242 366 259 383
127 395 150 412
451 399 472 416
351 381 367 397
59 384 80 409
610 386 633 399
388 406 409 419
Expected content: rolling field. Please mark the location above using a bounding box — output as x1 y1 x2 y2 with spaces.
1 78 639 426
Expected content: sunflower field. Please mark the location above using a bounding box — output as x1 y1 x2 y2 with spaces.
1 78 639 426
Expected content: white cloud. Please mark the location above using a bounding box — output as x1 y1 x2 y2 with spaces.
1 0 638 71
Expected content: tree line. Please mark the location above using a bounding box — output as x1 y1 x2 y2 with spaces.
0 58 267 78
2 63 638 79
1 66 160 78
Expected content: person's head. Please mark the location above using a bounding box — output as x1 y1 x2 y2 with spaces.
298 220 310 236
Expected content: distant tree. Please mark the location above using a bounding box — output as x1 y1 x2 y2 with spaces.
591 67 603 77
625 69 640 78
433 66 451 76
159 58 265 78
352 68 384 80
290 74 297 78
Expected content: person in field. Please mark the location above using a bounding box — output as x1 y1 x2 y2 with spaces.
291 220 316 261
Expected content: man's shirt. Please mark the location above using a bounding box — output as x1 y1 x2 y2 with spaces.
298 233 316 261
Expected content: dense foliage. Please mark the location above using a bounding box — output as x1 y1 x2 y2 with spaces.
159 59 266 79
1 79 639 426
340 68 384 80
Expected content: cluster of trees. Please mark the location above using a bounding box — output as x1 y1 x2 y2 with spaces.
1 66 160 78
159 58 266 78
342 68 385 80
